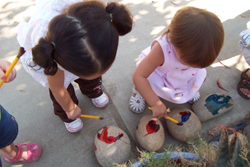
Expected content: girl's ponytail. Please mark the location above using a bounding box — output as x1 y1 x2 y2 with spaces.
32 38 58 75
106 2 133 36
30 1 133 77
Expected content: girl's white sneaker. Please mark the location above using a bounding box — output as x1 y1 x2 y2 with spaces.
91 93 109 108
64 118 83 133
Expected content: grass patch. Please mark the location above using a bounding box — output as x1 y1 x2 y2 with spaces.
117 132 250 167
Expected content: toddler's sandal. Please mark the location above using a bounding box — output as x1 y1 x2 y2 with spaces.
188 92 200 104
237 68 250 99
129 87 145 113
3 143 42 162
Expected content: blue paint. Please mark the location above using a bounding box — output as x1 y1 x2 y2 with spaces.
180 111 191 123
177 122 183 126
177 111 191 126
205 94 232 115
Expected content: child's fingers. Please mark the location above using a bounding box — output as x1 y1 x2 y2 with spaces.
164 115 168 119
152 112 160 118
163 110 168 119
0 70 5 79
0 60 17 83
4 68 17 83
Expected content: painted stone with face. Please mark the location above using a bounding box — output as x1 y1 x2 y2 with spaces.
94 126 131 167
192 92 234 122
166 108 201 142
136 115 165 151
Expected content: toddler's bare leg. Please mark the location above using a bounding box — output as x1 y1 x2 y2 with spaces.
0 143 27 159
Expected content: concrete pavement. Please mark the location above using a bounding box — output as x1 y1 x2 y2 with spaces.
1 0 250 166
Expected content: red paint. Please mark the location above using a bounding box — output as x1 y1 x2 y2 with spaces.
143 120 160 137
179 111 189 116
179 111 191 123
192 74 194 76
97 127 124 144
169 51 171 53
182 94 183 96
181 69 187 71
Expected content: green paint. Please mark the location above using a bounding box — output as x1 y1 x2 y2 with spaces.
205 94 232 115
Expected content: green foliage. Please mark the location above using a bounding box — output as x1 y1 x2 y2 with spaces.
116 127 250 167
139 145 181 167
247 135 250 150
214 125 250 167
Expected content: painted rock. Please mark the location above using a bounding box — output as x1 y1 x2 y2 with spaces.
192 92 234 122
94 126 131 167
166 108 201 142
136 115 165 151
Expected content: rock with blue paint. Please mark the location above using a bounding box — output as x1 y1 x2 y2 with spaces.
94 126 131 167
136 115 165 151
166 108 201 142
192 92 234 122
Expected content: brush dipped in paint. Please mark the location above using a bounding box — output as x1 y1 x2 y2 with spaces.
0 47 25 88
80 114 104 120
148 107 183 126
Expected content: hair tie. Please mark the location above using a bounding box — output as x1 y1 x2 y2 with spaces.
109 13 113 22
51 42 56 49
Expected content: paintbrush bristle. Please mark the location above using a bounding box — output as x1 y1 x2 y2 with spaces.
100 117 104 120
177 122 183 126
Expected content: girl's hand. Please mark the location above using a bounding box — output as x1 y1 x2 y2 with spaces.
66 104 81 120
151 101 167 118
0 60 17 83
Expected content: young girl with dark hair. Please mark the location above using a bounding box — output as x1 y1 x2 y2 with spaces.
18 0 133 133
129 6 224 117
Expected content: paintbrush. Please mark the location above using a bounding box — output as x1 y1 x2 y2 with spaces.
80 114 104 120
0 47 25 88
148 107 183 125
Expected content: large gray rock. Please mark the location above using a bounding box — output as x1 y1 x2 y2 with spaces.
94 126 131 167
192 92 234 122
136 115 165 151
166 108 201 142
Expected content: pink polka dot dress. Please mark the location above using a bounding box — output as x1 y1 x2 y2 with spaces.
136 35 207 104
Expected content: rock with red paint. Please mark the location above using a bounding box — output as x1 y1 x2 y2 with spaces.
192 92 234 122
166 108 201 142
94 126 131 167
136 115 165 151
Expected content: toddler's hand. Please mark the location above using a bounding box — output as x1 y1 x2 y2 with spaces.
66 105 81 120
151 102 167 118
0 60 16 83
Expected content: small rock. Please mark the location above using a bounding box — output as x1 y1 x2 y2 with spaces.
136 115 165 151
192 92 234 122
94 126 131 167
166 108 201 142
